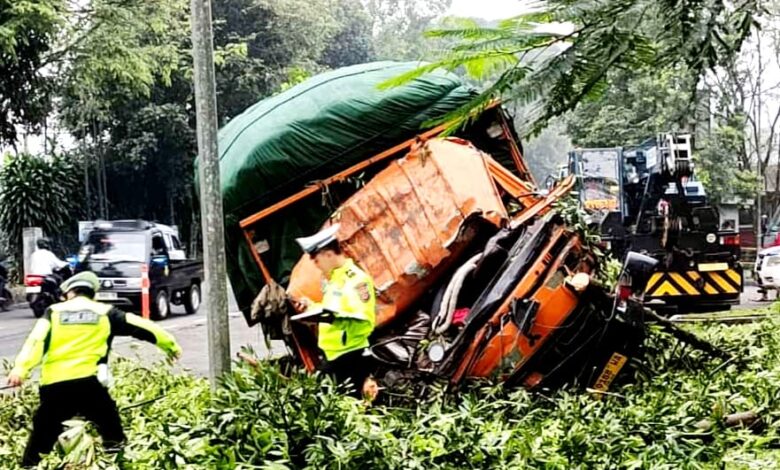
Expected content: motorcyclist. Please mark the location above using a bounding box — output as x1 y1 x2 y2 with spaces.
30 238 68 277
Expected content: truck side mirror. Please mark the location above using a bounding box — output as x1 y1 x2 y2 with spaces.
623 251 658 294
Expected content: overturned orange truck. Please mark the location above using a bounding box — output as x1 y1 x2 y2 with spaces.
210 62 656 391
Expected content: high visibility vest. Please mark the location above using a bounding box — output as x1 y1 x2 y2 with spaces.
12 296 180 385
317 259 376 361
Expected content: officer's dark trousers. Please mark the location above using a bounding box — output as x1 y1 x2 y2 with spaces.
319 349 372 398
22 376 125 466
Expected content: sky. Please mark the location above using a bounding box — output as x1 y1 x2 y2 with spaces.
448 0 531 20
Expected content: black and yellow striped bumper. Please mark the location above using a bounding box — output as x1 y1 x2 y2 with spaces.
644 268 742 299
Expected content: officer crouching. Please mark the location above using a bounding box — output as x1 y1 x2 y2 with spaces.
292 224 377 398
7 271 182 467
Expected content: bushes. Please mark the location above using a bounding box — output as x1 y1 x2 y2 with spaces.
3 315 780 469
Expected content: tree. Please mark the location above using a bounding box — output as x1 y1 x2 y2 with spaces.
52 0 378 251
695 116 759 206
0 0 63 145
365 0 453 60
565 67 696 147
387 1 760 135
0 153 83 273
213 0 375 123
319 0 375 68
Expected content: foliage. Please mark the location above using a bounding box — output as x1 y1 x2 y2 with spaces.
385 1 760 135
365 0 453 61
554 193 622 288
4 315 780 468
0 154 82 273
696 116 760 206
565 66 697 147
0 0 63 145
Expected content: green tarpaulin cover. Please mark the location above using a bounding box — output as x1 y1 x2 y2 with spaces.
207 61 476 324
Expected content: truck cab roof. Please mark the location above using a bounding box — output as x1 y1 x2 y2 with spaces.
90 220 179 236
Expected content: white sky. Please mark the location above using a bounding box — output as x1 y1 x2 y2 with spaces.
448 0 532 20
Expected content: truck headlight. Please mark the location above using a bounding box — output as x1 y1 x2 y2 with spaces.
124 278 142 288
767 256 780 267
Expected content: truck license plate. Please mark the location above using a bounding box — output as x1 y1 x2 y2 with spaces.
96 292 118 301
698 262 728 272
591 352 628 397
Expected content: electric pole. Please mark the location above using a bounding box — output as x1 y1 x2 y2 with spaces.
190 0 230 388
757 34 763 256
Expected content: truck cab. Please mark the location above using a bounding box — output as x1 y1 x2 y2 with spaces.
77 220 204 320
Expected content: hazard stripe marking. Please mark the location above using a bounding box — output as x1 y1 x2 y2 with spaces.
670 273 699 295
645 270 742 298
708 272 738 294
724 269 742 285
645 273 664 294
703 282 718 295
652 280 681 296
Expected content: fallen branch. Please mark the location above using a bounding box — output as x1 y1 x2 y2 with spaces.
643 308 733 362
695 411 762 432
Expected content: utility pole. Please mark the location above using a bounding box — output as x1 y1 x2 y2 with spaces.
190 0 230 388
757 34 763 255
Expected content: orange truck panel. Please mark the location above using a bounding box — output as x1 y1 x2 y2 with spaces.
287 138 511 327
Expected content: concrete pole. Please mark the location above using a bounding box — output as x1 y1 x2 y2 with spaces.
757 35 763 255
190 0 230 388
22 228 43 277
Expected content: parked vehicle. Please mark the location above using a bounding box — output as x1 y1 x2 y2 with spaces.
755 245 780 299
77 220 204 320
27 265 73 318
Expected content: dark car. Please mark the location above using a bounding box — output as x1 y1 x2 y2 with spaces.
77 220 204 320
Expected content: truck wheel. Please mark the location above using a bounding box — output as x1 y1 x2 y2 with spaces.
152 290 171 320
184 283 201 315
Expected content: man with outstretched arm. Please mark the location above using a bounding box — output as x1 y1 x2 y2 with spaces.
7 271 182 467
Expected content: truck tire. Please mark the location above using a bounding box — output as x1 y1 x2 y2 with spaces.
184 283 201 315
152 289 171 320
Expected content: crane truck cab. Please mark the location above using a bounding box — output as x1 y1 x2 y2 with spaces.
76 220 204 320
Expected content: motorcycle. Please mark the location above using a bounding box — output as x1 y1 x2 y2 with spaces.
28 265 73 318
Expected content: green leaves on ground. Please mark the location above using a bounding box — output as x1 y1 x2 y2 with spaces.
4 312 780 468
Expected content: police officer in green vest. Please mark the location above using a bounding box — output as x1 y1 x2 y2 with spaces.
7 271 182 467
293 224 377 397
